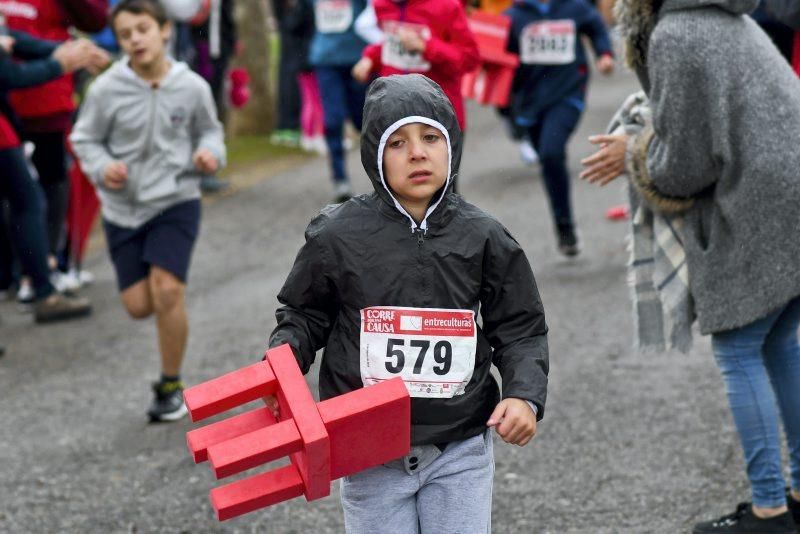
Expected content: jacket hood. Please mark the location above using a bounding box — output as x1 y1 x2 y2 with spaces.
615 0 757 68
106 57 191 89
360 74 463 232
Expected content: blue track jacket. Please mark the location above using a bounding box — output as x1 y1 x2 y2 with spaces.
505 0 612 124
309 0 369 67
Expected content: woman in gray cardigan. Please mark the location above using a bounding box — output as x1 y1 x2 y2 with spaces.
581 0 800 532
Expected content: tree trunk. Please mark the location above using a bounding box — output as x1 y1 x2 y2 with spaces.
228 0 273 136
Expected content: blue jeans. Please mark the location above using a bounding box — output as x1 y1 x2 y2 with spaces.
315 65 367 183
712 296 800 508
0 146 55 300
524 100 583 228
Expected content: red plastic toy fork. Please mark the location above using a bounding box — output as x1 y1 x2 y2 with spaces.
184 344 411 521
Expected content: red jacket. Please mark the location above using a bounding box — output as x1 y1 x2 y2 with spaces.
0 114 20 149
363 0 479 130
0 0 106 127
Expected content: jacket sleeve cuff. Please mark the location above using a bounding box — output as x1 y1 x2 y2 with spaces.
625 124 694 215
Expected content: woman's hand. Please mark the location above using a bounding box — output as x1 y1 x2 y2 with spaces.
580 134 629 186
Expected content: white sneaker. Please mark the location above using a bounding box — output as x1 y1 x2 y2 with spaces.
51 271 81 294
333 181 353 203
519 140 539 166
16 279 34 304
63 268 94 288
77 269 94 286
301 135 328 155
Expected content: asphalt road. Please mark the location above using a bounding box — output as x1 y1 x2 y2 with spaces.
1 68 757 533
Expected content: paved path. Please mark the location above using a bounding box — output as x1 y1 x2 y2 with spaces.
1 69 751 533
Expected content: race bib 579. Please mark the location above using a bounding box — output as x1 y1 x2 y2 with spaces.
360 307 477 398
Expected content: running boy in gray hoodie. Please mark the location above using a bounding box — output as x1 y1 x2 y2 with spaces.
70 0 226 422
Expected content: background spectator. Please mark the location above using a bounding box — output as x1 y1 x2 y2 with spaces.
309 0 369 202
271 0 315 148
0 0 109 293
0 26 99 322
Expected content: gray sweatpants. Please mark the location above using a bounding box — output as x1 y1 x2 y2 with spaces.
340 430 494 534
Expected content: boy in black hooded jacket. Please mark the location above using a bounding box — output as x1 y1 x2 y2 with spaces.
269 73 548 532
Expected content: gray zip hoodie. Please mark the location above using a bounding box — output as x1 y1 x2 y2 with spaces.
70 59 226 228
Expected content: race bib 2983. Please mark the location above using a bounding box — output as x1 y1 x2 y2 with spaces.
520 20 576 65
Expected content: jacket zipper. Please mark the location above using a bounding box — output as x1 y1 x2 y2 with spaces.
414 226 426 299
134 86 159 206
142 87 159 159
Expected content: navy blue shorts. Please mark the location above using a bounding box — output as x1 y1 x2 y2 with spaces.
102 200 201 291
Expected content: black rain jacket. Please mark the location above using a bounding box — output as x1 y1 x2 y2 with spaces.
270 74 549 446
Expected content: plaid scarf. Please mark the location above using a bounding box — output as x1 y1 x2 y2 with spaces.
608 92 695 353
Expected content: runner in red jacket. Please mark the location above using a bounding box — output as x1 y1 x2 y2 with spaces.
0 0 107 273
352 0 479 132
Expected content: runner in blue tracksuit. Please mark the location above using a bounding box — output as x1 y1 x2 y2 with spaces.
309 0 369 202
505 0 613 256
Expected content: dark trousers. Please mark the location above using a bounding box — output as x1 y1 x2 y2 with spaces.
526 100 582 228
315 65 367 182
208 53 231 124
276 34 307 131
0 147 54 299
28 130 69 255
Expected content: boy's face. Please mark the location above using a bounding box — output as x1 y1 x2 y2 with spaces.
114 11 170 70
383 122 449 207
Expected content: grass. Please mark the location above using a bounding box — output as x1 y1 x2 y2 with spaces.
221 135 311 176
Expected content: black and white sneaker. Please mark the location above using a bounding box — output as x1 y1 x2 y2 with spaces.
556 224 580 257
147 380 188 423
333 181 353 203
693 503 797 533
788 489 800 532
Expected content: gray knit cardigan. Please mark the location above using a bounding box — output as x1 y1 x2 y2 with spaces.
616 0 800 335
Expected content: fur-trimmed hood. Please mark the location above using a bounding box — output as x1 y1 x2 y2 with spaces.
615 0 758 67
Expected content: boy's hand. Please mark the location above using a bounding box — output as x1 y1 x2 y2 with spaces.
487 398 537 446
596 54 615 75
579 133 628 186
193 148 218 174
352 57 373 83
264 395 279 419
398 27 426 53
102 161 128 189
